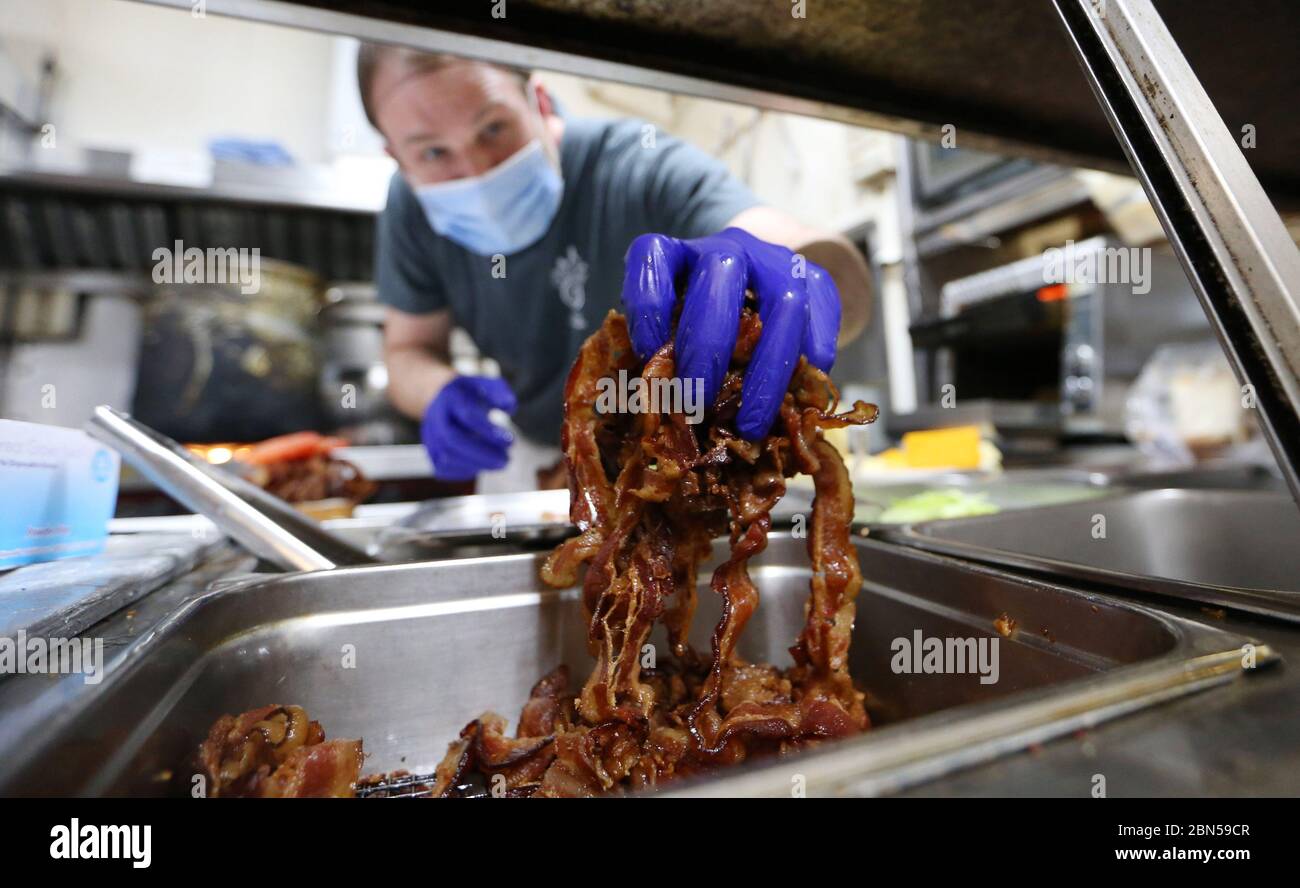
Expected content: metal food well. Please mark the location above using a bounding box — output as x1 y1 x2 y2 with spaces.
0 535 1268 797
885 489 1300 624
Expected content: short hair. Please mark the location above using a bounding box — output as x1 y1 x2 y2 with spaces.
356 43 530 130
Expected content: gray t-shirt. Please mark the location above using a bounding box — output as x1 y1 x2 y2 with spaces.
374 116 760 446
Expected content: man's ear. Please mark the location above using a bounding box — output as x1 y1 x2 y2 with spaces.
383 141 405 176
533 79 555 119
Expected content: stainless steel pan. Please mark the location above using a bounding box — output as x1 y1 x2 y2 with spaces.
370 469 1112 561
370 488 824 560
884 488 1300 623
0 534 1267 797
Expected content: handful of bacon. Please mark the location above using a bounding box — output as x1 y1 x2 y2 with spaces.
431 307 878 797
196 304 876 798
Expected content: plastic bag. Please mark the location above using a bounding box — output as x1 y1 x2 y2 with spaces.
1124 342 1252 467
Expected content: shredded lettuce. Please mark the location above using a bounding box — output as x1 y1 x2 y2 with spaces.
878 489 1000 524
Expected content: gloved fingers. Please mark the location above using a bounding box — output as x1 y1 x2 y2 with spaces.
432 436 509 478
737 278 809 440
421 375 515 480
461 376 518 414
623 233 688 360
448 394 514 450
675 248 747 407
717 227 785 278
444 406 513 465
428 413 510 477
802 261 841 373
428 451 478 482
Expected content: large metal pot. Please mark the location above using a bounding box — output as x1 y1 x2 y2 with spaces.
131 258 324 442
317 281 411 444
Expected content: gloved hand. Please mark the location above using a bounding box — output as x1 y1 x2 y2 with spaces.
621 227 840 439
420 376 516 481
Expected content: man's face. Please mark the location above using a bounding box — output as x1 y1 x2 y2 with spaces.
374 60 555 187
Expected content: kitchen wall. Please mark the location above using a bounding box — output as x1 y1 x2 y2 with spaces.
0 0 334 166
541 74 895 233
0 0 897 233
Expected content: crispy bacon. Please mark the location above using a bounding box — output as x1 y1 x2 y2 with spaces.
434 305 878 796
204 300 878 799
258 740 365 798
197 704 362 797
540 314 638 589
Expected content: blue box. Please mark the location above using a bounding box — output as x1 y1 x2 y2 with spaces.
0 420 120 569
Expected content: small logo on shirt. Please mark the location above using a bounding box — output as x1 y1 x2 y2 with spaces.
550 245 588 330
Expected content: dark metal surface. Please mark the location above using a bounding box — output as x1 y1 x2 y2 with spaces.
174 0 1300 208
1118 462 1285 493
375 488 577 557
888 488 1300 623
0 533 223 640
900 596 1300 797
0 535 1263 796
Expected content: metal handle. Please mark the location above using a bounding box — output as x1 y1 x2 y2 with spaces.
1054 0 1300 507
86 405 375 571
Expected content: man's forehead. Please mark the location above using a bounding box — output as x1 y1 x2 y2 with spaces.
373 58 525 124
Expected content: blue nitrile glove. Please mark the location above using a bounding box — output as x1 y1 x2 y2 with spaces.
621 227 840 440
420 376 516 481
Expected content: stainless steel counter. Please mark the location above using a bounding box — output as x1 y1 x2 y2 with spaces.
901 601 1300 797
3 465 1296 796
0 534 1278 796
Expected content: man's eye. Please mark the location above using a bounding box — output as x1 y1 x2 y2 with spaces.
480 121 506 141
420 146 446 162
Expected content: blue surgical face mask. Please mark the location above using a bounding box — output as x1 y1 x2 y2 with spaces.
413 138 564 256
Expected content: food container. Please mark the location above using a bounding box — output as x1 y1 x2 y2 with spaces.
883 489 1300 623
369 469 1113 562
367 488 833 562
0 535 1267 797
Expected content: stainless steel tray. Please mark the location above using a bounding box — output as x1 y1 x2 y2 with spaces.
370 488 823 561
0 534 1267 797
371 489 576 559
371 470 1111 561
845 473 1111 526
885 489 1300 624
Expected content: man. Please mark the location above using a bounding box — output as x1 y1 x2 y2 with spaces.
361 44 871 489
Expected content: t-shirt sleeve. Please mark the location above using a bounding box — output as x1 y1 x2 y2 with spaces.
374 173 448 314
633 127 762 239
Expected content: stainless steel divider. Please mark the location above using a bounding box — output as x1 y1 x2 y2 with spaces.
86 405 375 571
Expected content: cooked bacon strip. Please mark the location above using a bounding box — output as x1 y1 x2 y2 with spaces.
541 312 637 589
197 704 361 798
258 740 364 798
788 435 868 725
517 665 570 738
